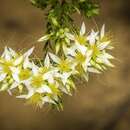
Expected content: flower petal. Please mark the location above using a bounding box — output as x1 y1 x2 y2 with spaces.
9 82 19 90
44 54 50 67
80 22 86 35
87 30 99 45
37 85 52 93
100 24 105 39
75 44 87 55
2 46 12 60
12 73 20 82
38 35 50 42
23 47 34 58
0 73 6 81
88 67 101 73
66 33 75 41
8 47 17 57
49 53 61 64
98 41 110 50
16 95 27 99
23 57 32 69
13 56 23 66
32 63 39 75
42 96 56 104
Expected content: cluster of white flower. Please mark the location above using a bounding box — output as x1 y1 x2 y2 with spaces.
0 46 75 109
63 22 114 80
0 22 114 109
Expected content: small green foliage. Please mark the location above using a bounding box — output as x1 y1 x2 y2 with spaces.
30 0 99 54
78 0 99 17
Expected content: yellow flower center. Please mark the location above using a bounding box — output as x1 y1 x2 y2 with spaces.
58 59 71 72
91 45 100 58
4 61 13 66
39 67 49 74
76 36 86 45
75 52 86 63
49 83 60 95
31 75 45 88
19 69 31 81
3 66 11 74
28 93 43 107
2 61 13 74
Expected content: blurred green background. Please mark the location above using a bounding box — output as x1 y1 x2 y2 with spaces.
0 0 130 130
